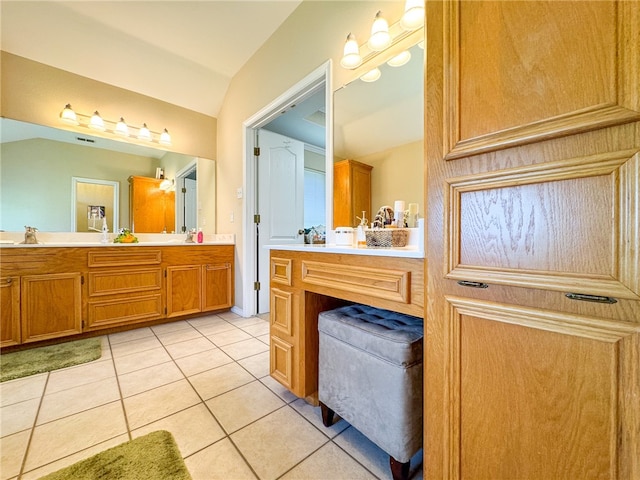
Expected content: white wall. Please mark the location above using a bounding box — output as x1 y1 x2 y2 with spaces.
216 1 407 313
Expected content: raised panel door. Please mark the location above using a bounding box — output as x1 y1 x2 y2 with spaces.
425 1 640 478
0 276 20 346
166 265 201 317
202 263 233 312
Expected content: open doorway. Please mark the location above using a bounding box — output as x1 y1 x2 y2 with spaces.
175 160 197 233
242 61 332 316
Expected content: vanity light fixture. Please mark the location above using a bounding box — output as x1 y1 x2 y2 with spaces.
89 111 106 131
387 50 412 67
400 0 425 31
340 33 363 69
58 104 173 147
368 11 391 51
360 67 381 83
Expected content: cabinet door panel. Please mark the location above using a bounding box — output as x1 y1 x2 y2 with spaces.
87 294 162 329
270 335 293 390
166 265 201 317
0 276 20 346
21 273 82 343
202 263 232 312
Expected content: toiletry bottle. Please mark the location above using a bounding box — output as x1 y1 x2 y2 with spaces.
356 211 367 248
197 228 203 243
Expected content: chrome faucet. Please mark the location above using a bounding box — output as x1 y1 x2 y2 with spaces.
23 226 38 244
185 228 196 243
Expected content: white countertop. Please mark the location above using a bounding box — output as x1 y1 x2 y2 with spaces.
266 243 424 258
0 232 235 247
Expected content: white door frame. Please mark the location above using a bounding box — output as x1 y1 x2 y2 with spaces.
241 60 333 317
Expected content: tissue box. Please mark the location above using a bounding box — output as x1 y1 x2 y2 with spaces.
365 229 409 248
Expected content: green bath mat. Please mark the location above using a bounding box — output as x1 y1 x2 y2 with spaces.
0 337 102 382
39 430 192 480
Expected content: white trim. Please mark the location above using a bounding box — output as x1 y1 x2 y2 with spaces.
304 143 326 156
242 60 332 316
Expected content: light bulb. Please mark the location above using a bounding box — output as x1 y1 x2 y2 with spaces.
400 0 425 31
159 128 172 146
387 50 412 67
340 33 362 69
360 68 381 83
368 11 391 51
89 111 105 131
60 104 79 125
138 123 152 141
115 117 129 136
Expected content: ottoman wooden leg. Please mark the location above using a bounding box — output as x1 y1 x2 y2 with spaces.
319 402 335 427
390 456 410 480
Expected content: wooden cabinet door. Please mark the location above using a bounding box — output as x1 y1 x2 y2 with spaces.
425 1 640 479
0 276 20 346
202 263 233 312
166 265 201 317
21 273 82 343
333 159 372 228
129 176 175 233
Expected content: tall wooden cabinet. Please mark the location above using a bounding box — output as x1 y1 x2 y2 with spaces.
425 1 640 478
333 159 372 228
129 176 175 233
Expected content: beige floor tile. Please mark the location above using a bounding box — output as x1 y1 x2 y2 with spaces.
1 397 40 437
290 398 349 438
118 361 184 397
228 316 266 328
0 429 31 480
151 320 192 334
112 346 172 375
184 438 257 480
24 401 127 472
187 314 227 328
165 337 216 359
37 376 120 425
109 335 162 357
257 333 270 345
217 311 241 321
206 328 252 346
238 351 270 378
98 336 112 360
108 327 154 345
45 358 115 394
0 374 47 408
174 348 233 377
193 320 237 336
189 362 254 400
240 322 270 337
205 381 284 433
220 338 269 360
280 442 377 480
256 312 270 321
231 406 328 480
20 434 129 480
259 375 298 403
123 379 201 430
156 327 202 346
132 404 225 457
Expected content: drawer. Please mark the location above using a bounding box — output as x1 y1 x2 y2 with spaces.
87 294 163 329
88 268 162 296
88 250 161 267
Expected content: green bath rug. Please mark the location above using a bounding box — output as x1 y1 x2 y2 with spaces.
0 337 102 382
39 430 192 480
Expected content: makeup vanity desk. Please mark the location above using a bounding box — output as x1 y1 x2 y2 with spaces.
267 244 424 403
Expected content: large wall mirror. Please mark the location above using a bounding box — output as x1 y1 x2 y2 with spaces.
0 118 215 233
333 42 424 227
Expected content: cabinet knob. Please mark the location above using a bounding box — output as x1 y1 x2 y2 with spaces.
6 277 12 284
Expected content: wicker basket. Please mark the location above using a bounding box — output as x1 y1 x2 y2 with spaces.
365 229 409 248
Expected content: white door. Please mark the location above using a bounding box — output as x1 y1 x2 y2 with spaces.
257 129 304 313
183 177 197 232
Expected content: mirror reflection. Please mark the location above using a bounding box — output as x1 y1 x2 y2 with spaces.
0 118 211 233
333 43 423 228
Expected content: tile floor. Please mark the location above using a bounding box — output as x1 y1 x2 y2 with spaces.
0 311 423 480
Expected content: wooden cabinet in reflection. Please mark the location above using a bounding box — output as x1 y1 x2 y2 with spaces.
129 176 175 233
333 159 372 228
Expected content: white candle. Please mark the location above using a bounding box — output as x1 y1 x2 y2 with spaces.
394 201 405 227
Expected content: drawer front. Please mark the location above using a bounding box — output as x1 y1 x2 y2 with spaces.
88 250 161 267
271 257 292 286
270 288 293 337
88 268 162 296
270 335 293 390
87 294 163 329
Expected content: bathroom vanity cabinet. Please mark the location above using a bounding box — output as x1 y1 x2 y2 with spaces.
0 244 234 348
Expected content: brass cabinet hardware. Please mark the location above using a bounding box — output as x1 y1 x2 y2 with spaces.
457 280 489 289
565 293 617 304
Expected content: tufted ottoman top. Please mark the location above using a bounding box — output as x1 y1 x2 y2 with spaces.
318 304 424 367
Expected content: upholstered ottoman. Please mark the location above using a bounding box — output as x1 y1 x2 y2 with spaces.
318 304 423 480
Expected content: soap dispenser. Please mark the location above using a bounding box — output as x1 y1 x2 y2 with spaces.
197 228 204 244
356 211 367 248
